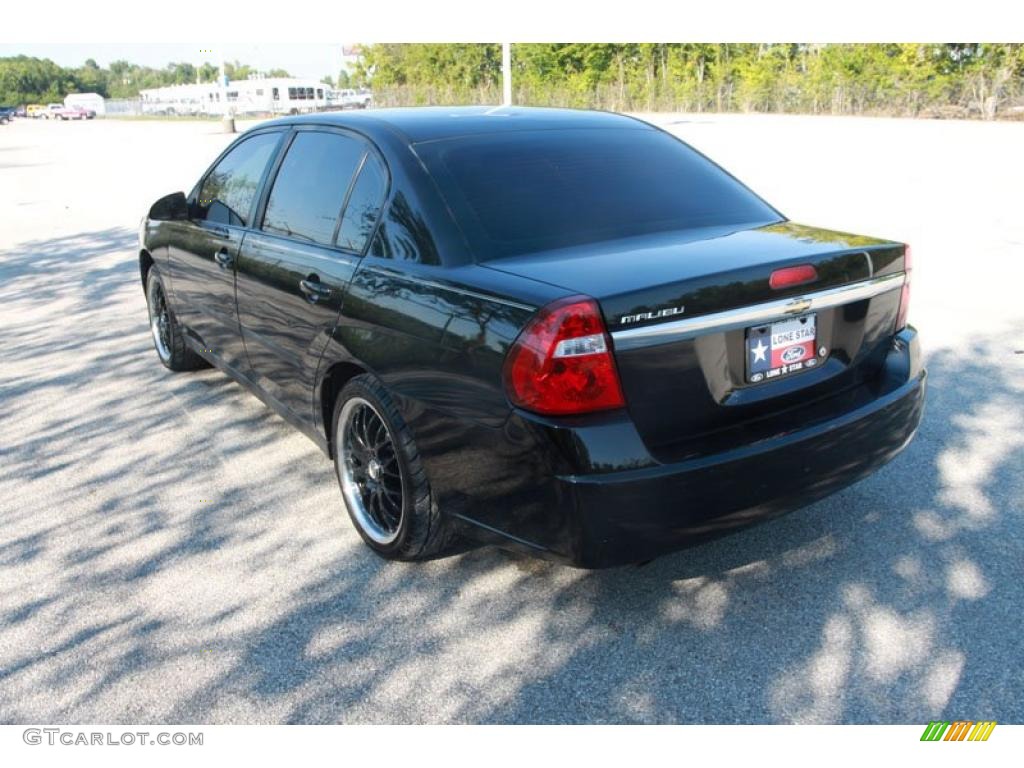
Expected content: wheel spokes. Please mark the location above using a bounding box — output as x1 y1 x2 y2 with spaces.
341 400 404 542
150 284 173 358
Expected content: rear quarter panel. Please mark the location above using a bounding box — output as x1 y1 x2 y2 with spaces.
319 260 558 530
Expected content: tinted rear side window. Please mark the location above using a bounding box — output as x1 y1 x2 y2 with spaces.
196 132 280 227
262 131 365 246
419 128 780 259
337 153 387 253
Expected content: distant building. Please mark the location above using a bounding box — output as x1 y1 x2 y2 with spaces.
64 92 106 115
138 77 332 116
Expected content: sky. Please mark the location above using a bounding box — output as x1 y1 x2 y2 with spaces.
0 44 358 79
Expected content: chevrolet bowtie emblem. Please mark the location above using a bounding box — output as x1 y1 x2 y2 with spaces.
784 298 813 315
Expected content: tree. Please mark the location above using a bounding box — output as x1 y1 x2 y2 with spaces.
355 42 1023 116
0 55 73 103
72 62 109 96
223 60 243 80
198 62 219 83
166 62 197 85
1 47 1021 116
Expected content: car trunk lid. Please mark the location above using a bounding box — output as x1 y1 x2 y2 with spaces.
485 221 908 460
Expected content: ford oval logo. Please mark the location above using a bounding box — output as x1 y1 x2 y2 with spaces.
781 346 807 364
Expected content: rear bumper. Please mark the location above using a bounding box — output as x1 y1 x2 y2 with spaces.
564 362 925 568
441 328 925 568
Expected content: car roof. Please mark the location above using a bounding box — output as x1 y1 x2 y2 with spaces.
259 106 653 144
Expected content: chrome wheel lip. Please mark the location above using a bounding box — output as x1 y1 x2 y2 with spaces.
338 397 404 545
147 277 172 363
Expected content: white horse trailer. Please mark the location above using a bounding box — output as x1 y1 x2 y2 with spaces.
139 78 330 116
256 79 330 114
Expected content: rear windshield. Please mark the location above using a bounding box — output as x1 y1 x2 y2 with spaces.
417 127 780 260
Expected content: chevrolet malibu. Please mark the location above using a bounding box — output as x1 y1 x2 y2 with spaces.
139 107 924 567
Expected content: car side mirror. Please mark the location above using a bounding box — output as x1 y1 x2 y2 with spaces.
148 191 188 221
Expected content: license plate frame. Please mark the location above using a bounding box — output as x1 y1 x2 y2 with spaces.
745 313 820 384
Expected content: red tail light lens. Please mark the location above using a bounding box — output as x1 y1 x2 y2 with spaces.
503 296 625 416
769 264 818 290
896 245 912 331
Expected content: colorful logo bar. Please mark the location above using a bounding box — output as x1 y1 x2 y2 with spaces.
920 721 997 741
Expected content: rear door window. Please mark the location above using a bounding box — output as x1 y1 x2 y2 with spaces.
262 131 365 246
336 153 388 253
194 132 280 227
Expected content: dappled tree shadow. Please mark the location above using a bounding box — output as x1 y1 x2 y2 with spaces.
0 225 1021 724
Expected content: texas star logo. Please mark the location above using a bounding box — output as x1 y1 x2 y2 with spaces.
750 339 768 363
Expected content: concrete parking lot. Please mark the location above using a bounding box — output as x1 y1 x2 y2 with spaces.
1 113 1021 724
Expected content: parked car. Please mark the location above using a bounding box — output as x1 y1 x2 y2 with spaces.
48 104 93 120
138 107 924 567
26 104 47 118
0 106 14 124
335 88 372 109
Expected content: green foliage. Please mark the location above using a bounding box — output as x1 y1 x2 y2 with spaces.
355 43 502 104
198 62 219 83
0 55 76 103
102 59 215 98
0 56 291 104
3 46 1022 119
361 43 1024 119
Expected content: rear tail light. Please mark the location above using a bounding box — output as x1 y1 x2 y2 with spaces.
896 245 912 331
503 295 625 416
769 264 818 290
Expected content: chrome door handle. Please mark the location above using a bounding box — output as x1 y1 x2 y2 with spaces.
299 277 331 302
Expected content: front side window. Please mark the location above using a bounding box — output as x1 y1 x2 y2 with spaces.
262 131 365 246
194 132 280 227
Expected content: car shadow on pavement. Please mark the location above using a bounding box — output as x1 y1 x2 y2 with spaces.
0 227 1021 724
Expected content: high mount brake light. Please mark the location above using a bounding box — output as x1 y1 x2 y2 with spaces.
769 264 818 290
503 296 625 416
896 245 912 331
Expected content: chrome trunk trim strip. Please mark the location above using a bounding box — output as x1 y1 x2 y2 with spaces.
610 272 905 351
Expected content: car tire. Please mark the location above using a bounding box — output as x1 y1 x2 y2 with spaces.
332 374 454 561
145 266 207 372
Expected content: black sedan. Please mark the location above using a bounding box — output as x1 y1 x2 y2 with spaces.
139 107 924 567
